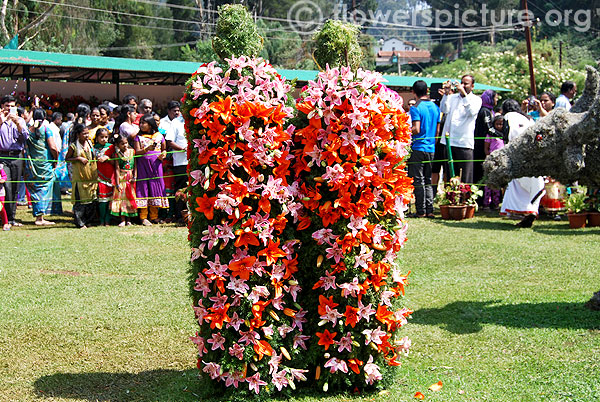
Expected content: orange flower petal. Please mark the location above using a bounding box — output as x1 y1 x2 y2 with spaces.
429 381 443 392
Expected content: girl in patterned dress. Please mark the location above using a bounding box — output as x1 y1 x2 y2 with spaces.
110 134 138 226
93 128 115 226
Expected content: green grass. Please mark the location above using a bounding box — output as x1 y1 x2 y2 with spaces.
1 205 599 401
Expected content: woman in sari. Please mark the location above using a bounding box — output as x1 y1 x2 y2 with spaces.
44 112 64 215
24 108 59 226
87 107 105 142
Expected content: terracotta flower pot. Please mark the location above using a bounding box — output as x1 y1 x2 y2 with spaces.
587 212 600 227
465 205 476 219
439 204 451 220
567 213 588 229
447 205 467 220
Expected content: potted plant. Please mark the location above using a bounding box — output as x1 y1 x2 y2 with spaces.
435 191 451 219
566 190 588 228
465 184 483 219
437 177 481 220
586 194 600 227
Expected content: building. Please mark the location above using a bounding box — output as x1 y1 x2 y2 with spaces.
375 38 431 68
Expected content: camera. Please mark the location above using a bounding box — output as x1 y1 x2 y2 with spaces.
528 96 537 107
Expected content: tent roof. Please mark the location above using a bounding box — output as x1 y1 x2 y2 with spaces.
0 49 510 92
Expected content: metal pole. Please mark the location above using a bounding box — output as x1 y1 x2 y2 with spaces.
445 132 455 178
522 0 537 96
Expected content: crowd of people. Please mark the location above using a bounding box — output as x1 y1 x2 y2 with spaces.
0 78 579 231
0 94 187 230
405 76 577 224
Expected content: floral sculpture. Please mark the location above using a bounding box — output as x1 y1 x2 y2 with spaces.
182 5 309 397
184 55 309 396
291 64 414 391
183 9 413 396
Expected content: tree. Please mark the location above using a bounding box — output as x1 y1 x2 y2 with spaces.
0 0 62 48
180 40 218 63
167 0 202 44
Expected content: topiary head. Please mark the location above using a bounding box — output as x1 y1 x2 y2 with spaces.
212 4 263 61
313 20 363 71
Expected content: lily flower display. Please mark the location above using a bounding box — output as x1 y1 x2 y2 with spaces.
183 55 308 396
292 65 414 390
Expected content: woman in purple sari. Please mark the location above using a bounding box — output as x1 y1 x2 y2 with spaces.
133 113 168 226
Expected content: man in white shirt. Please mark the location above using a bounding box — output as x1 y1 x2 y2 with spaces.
555 81 576 111
439 74 482 184
160 100 187 223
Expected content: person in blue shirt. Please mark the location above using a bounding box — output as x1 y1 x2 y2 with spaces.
408 80 441 218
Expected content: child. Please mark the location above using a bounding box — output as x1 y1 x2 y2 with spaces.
0 163 9 231
483 115 506 210
133 114 168 226
110 134 138 226
65 124 98 229
94 128 115 226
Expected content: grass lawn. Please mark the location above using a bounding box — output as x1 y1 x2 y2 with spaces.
1 204 599 401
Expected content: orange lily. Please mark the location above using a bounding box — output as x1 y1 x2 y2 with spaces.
338 232 359 253
197 147 217 165
317 295 339 316
206 303 230 329
344 305 360 328
376 304 395 331
316 329 337 350
283 308 296 317
282 257 298 279
257 239 286 266
195 194 217 220
386 351 402 366
347 358 363 374
252 300 271 318
271 214 288 235
204 116 226 143
258 196 271 214
229 256 256 280
270 104 288 126
318 201 341 227
253 102 274 123
228 180 249 202
209 96 233 124
297 215 312 231
234 229 260 248
253 339 274 360
330 261 347 275
239 150 258 175
296 101 314 115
